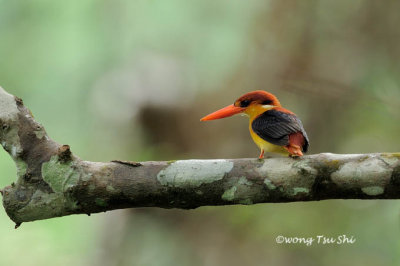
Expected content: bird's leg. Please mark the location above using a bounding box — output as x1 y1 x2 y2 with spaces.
258 149 265 159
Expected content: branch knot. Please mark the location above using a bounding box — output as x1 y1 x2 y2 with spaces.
58 145 72 163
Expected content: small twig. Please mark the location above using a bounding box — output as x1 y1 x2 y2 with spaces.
111 160 142 167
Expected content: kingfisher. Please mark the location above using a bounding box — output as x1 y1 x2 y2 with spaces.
200 90 309 158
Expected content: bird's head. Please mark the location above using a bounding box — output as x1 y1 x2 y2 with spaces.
200 90 281 121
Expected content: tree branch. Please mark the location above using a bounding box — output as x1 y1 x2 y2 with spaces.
1 86 400 226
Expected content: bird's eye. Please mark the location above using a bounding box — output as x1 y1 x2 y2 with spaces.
262 100 272 105
240 100 251 107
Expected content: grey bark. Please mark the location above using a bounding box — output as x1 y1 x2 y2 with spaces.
1 86 400 227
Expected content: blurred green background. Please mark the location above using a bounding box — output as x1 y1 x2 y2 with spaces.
1 0 400 265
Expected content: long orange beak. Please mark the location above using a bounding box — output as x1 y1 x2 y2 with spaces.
200 104 245 121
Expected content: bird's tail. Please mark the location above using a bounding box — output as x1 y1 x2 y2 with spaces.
285 132 306 156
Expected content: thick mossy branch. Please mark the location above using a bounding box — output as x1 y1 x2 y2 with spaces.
1 86 400 225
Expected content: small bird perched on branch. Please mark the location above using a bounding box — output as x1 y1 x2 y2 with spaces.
201 90 309 158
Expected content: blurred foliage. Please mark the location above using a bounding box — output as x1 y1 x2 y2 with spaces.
1 0 400 265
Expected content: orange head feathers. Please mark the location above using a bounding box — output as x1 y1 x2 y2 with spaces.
234 90 281 108
201 90 309 158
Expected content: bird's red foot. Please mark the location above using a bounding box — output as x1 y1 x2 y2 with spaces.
284 145 303 157
258 149 265 159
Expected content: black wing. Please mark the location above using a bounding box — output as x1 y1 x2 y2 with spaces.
251 109 309 152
